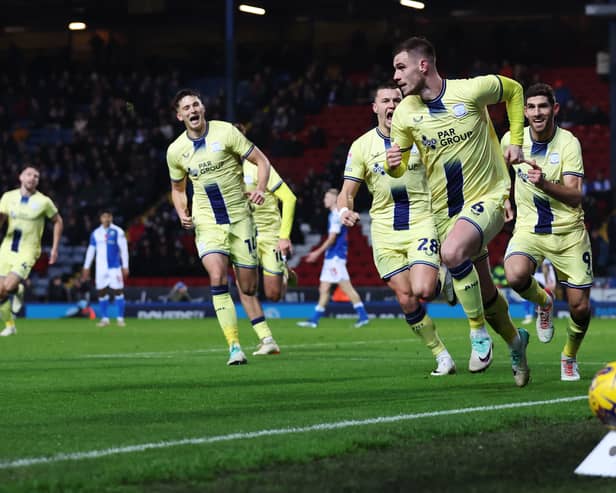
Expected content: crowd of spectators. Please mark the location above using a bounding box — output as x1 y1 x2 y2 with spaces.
0 42 614 284
0 51 184 250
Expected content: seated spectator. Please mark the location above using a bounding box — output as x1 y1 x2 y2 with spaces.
167 281 192 302
553 79 572 108
591 227 610 276
307 125 326 148
48 275 68 302
590 170 611 194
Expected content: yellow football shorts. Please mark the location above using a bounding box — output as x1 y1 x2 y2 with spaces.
371 219 440 281
194 215 258 269
505 227 593 288
435 195 505 261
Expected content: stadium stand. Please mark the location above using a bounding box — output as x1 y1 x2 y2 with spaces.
0 48 613 290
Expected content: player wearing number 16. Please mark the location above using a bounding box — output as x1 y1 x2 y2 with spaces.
0 166 63 336
166 89 271 366
386 37 530 386
501 83 592 382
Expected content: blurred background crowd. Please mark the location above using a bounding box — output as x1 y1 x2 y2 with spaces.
0 0 614 301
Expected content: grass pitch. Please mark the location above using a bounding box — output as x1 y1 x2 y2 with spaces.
1 316 615 492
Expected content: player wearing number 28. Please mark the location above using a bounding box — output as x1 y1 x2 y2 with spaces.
337 81 455 376
167 89 271 366
501 83 592 382
386 36 530 386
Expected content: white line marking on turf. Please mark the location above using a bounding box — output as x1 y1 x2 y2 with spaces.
0 395 586 470
81 338 421 359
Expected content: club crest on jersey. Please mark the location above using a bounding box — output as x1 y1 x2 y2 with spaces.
452 103 467 117
372 163 386 176
421 135 437 150
548 152 560 164
210 142 222 152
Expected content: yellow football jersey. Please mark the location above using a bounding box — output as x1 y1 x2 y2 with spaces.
502 126 585 234
243 160 283 237
167 121 254 224
344 127 432 229
0 189 58 257
390 76 510 219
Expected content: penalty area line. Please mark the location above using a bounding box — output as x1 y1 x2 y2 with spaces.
0 395 587 470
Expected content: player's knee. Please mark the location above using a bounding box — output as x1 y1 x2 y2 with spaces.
505 270 527 291
241 285 257 296
440 244 465 268
265 288 282 302
415 282 435 301
570 298 591 320
394 288 413 307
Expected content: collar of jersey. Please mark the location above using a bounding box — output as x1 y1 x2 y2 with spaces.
529 125 558 145
375 127 390 141
186 120 210 142
422 79 446 105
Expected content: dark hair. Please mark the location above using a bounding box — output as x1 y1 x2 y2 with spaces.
171 88 203 111
374 80 401 93
525 83 556 106
99 208 113 216
393 36 436 63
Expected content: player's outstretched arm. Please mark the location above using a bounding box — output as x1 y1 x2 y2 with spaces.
524 159 583 208
498 76 525 165
49 213 63 265
306 233 337 263
119 229 130 279
245 146 271 206
337 179 361 227
273 181 297 257
170 178 193 229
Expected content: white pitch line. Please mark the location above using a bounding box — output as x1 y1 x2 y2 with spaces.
80 338 421 359
0 395 586 470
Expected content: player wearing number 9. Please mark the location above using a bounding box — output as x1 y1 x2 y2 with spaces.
501 82 592 382
0 166 63 336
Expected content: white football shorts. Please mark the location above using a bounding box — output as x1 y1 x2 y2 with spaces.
95 267 124 290
319 257 350 283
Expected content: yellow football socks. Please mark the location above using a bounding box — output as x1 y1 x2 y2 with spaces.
484 290 518 345
251 316 273 341
406 307 446 357
0 298 11 325
519 277 549 307
450 260 485 327
212 285 240 347
563 315 589 358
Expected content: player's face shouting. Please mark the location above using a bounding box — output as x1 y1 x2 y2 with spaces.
373 88 402 130
393 51 424 96
176 95 206 133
